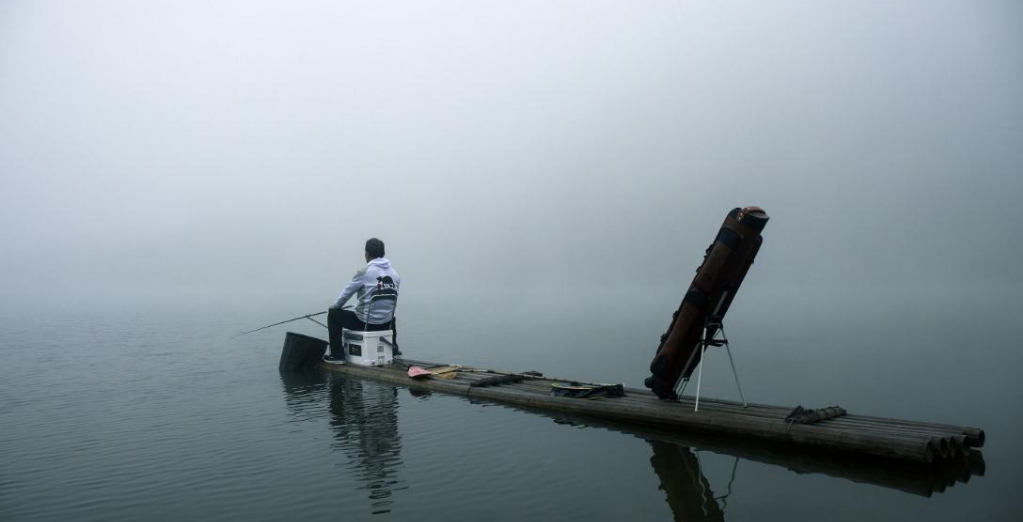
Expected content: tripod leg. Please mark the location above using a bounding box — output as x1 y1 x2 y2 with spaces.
724 343 747 407
694 342 707 412
674 343 703 400
676 377 690 398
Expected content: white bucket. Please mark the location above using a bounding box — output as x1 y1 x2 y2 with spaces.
342 329 394 367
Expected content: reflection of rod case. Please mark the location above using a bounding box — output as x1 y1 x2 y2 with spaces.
648 440 724 521
646 207 769 400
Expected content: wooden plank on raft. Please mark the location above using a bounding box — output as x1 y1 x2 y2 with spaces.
317 359 983 464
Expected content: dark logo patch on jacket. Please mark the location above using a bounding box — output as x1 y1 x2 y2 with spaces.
375 276 398 297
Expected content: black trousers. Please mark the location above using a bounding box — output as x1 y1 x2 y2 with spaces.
327 308 398 356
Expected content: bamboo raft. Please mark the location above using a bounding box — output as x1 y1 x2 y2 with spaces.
565 410 985 498
319 359 984 465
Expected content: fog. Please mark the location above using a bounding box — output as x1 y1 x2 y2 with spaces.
2 0 1021 319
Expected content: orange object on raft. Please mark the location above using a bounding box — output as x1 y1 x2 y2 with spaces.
645 207 769 400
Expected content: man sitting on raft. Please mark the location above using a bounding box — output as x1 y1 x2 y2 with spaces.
324 237 401 362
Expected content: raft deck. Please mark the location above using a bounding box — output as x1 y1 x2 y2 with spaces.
319 359 984 464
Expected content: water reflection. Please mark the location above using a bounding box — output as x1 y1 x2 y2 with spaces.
326 376 406 514
644 434 988 520
280 371 329 421
280 372 407 515
641 427 986 499
552 410 984 500
649 440 729 521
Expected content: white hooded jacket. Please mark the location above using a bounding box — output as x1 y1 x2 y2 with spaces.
332 258 401 324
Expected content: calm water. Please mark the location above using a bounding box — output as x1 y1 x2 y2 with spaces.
2 292 1021 521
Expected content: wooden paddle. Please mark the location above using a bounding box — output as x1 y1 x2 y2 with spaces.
407 365 462 379
426 365 462 379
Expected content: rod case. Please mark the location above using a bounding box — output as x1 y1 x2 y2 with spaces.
645 207 769 399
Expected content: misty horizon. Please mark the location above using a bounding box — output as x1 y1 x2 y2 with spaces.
2 0 1020 317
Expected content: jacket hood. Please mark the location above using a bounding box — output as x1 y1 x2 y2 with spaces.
368 257 391 269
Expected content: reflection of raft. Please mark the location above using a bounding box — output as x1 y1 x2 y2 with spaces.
311 357 984 465
637 419 985 499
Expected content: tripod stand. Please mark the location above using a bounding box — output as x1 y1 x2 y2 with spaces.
675 316 747 412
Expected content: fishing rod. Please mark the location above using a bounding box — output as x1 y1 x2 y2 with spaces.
235 309 342 337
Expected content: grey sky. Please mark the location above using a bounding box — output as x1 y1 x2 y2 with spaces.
1 0 1021 315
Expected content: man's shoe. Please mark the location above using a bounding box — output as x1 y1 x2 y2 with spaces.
323 354 346 364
